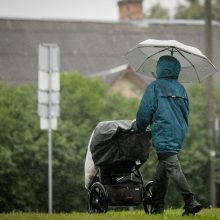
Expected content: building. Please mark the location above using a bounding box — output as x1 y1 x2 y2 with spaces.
91 64 150 98
0 0 219 97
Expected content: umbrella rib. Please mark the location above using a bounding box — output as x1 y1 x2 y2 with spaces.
175 48 201 83
145 46 171 59
137 46 170 75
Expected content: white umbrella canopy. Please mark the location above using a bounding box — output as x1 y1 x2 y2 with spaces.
125 39 218 83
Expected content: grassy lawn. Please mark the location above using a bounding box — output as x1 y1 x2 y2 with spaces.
0 209 220 220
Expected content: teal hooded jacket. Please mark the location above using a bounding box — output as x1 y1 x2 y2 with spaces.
136 55 189 153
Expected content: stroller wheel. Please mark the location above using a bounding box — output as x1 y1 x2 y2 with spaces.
143 181 153 214
88 182 108 213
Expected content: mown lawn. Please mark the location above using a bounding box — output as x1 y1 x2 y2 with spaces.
0 209 220 220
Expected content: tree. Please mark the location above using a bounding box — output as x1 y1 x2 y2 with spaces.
145 3 170 19
181 84 209 206
52 73 139 211
174 0 220 21
0 83 47 211
212 0 220 21
0 73 220 212
0 73 139 212
174 0 204 19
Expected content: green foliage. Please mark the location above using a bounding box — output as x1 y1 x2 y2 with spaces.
212 0 220 21
0 74 220 212
181 84 209 205
0 73 139 212
145 0 220 21
52 73 138 212
214 83 220 207
174 0 204 19
145 3 170 19
174 0 220 21
0 82 45 212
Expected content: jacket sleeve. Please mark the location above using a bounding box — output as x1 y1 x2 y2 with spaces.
183 90 190 125
136 84 157 131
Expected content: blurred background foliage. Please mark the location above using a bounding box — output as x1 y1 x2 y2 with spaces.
0 73 219 212
145 0 220 21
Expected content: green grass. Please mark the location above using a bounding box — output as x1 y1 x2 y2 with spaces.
0 209 220 220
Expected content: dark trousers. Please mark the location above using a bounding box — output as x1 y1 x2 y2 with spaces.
151 154 193 206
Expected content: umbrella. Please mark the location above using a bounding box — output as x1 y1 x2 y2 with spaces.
125 39 218 83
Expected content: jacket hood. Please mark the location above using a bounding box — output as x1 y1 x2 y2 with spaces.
156 55 181 79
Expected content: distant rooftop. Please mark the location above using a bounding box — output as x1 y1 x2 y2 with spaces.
0 18 219 84
1 16 220 26
130 19 220 27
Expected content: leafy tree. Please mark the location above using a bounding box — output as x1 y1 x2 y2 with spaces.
174 0 220 21
0 82 52 212
145 3 170 19
0 73 139 212
181 84 209 205
214 83 220 207
212 0 220 21
52 73 139 212
174 0 204 19
0 73 220 212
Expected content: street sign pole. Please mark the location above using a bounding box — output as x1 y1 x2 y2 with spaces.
38 43 60 214
48 125 53 213
48 46 53 214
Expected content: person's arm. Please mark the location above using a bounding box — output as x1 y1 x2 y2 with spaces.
136 84 157 131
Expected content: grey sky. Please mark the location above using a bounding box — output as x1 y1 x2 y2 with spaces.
0 0 185 20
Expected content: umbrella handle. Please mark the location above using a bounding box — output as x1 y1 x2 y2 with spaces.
171 47 174 56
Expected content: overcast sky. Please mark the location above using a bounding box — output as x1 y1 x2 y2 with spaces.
0 0 185 20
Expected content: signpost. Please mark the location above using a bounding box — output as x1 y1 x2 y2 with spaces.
38 44 60 213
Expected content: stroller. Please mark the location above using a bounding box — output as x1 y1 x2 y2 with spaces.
85 120 153 213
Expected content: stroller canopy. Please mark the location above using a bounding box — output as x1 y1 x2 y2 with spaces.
90 120 151 167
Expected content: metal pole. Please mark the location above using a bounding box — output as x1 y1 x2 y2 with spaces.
48 123 53 213
214 117 219 146
48 45 53 213
205 0 217 208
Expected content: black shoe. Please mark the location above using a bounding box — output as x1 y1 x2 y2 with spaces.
151 204 164 214
182 197 202 216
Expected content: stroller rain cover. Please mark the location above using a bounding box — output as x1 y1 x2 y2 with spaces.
90 120 151 167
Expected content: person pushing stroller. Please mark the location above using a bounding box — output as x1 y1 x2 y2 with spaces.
132 55 202 215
